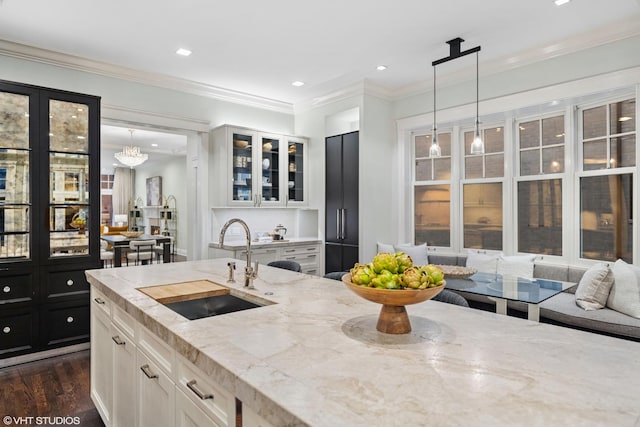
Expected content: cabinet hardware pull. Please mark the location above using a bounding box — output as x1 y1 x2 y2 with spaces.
67 279 74 286
112 335 126 345
284 249 295 253
3 326 10 334
94 297 105 305
3 286 10 293
140 364 158 379
336 209 340 240
186 380 214 400
306 254 316 258
285 256 296 260
341 209 346 239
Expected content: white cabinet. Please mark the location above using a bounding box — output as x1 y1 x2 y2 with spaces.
111 306 137 427
242 404 276 427
209 242 321 275
175 389 218 427
137 349 175 427
210 125 308 207
90 289 112 426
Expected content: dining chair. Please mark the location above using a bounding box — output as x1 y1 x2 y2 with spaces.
100 240 114 268
267 260 302 272
153 236 174 263
126 240 156 266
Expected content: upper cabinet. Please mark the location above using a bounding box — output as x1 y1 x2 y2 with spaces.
210 125 308 207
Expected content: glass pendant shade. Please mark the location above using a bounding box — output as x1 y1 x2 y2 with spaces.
470 122 484 154
429 128 441 157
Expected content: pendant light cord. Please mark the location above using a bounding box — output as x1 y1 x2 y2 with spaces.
476 51 479 125
433 65 437 129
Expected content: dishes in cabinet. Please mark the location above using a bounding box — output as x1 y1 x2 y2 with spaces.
262 142 272 151
233 139 249 149
262 158 270 170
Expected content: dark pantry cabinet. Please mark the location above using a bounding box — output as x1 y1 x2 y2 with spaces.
325 131 359 273
0 80 100 361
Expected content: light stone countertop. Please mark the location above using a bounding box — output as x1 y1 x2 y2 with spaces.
209 237 321 250
86 259 640 427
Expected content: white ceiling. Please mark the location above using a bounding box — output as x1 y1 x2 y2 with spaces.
1 0 639 108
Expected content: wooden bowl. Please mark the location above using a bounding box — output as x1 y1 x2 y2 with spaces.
120 231 143 238
342 273 445 334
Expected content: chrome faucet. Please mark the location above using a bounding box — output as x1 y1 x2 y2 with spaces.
218 218 258 289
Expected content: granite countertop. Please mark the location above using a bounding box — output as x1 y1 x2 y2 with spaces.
86 259 640 427
209 237 321 250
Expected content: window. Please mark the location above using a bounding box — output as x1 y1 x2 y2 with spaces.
463 182 502 250
517 115 564 255
579 98 635 262
582 99 636 170
414 132 451 247
580 174 632 262
463 126 503 250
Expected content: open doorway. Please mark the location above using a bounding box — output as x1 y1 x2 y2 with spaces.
101 123 188 255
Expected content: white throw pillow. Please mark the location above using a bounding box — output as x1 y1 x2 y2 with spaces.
393 243 428 266
376 242 395 254
607 259 640 318
466 250 499 274
574 263 614 311
497 254 536 279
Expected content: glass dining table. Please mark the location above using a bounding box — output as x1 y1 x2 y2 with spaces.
100 234 172 267
445 272 576 321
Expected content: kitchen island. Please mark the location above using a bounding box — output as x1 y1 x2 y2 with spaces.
86 259 640 427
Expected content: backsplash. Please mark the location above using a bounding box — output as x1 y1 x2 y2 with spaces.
211 208 318 242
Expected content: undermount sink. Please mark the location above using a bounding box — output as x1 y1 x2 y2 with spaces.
163 294 263 320
137 279 272 320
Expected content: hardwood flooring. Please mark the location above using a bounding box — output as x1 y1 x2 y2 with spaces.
0 350 104 427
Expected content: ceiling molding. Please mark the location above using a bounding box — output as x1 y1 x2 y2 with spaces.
391 15 640 100
0 39 294 115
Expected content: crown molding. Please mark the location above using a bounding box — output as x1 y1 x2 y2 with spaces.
0 39 294 115
392 15 640 100
293 80 393 113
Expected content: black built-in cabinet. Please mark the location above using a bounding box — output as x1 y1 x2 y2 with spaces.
325 131 359 272
0 80 100 361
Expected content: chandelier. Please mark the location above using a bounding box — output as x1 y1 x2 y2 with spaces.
115 129 148 167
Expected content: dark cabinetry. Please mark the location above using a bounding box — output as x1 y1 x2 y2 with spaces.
325 131 359 272
0 80 100 361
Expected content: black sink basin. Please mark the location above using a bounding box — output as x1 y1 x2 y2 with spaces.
163 294 262 320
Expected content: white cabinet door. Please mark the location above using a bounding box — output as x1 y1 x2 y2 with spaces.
111 325 136 427
175 389 221 427
283 136 307 207
137 349 175 427
90 299 112 426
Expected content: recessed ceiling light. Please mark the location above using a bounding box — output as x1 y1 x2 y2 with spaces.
554 0 570 5
618 116 632 122
376 65 387 71
176 48 192 57
151 143 158 147
292 81 305 87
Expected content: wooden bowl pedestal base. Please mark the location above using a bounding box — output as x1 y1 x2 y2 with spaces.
377 304 411 334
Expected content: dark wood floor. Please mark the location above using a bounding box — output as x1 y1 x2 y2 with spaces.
0 350 104 427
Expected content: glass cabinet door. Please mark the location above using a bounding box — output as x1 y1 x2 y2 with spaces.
48 99 91 257
231 131 254 202
260 136 280 203
286 138 305 204
0 90 31 260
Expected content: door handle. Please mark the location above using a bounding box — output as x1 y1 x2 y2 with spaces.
336 209 341 239
341 209 346 239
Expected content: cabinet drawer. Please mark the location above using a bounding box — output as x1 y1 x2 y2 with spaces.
48 270 90 297
0 309 36 355
42 301 90 346
0 273 33 303
91 286 111 317
112 304 136 341
138 326 175 378
176 355 235 427
279 244 319 256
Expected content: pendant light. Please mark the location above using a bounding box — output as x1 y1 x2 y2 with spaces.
429 64 441 158
432 38 483 155
470 51 484 154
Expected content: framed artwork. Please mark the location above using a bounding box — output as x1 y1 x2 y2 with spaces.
146 176 162 206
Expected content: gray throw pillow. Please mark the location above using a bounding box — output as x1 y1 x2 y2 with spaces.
575 263 614 310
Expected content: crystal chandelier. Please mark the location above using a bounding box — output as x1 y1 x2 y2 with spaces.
115 129 148 167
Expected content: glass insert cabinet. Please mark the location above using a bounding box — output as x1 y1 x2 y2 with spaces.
0 80 100 361
211 125 308 207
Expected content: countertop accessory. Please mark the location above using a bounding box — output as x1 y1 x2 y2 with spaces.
219 218 258 289
227 262 236 283
437 265 477 279
342 274 445 334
